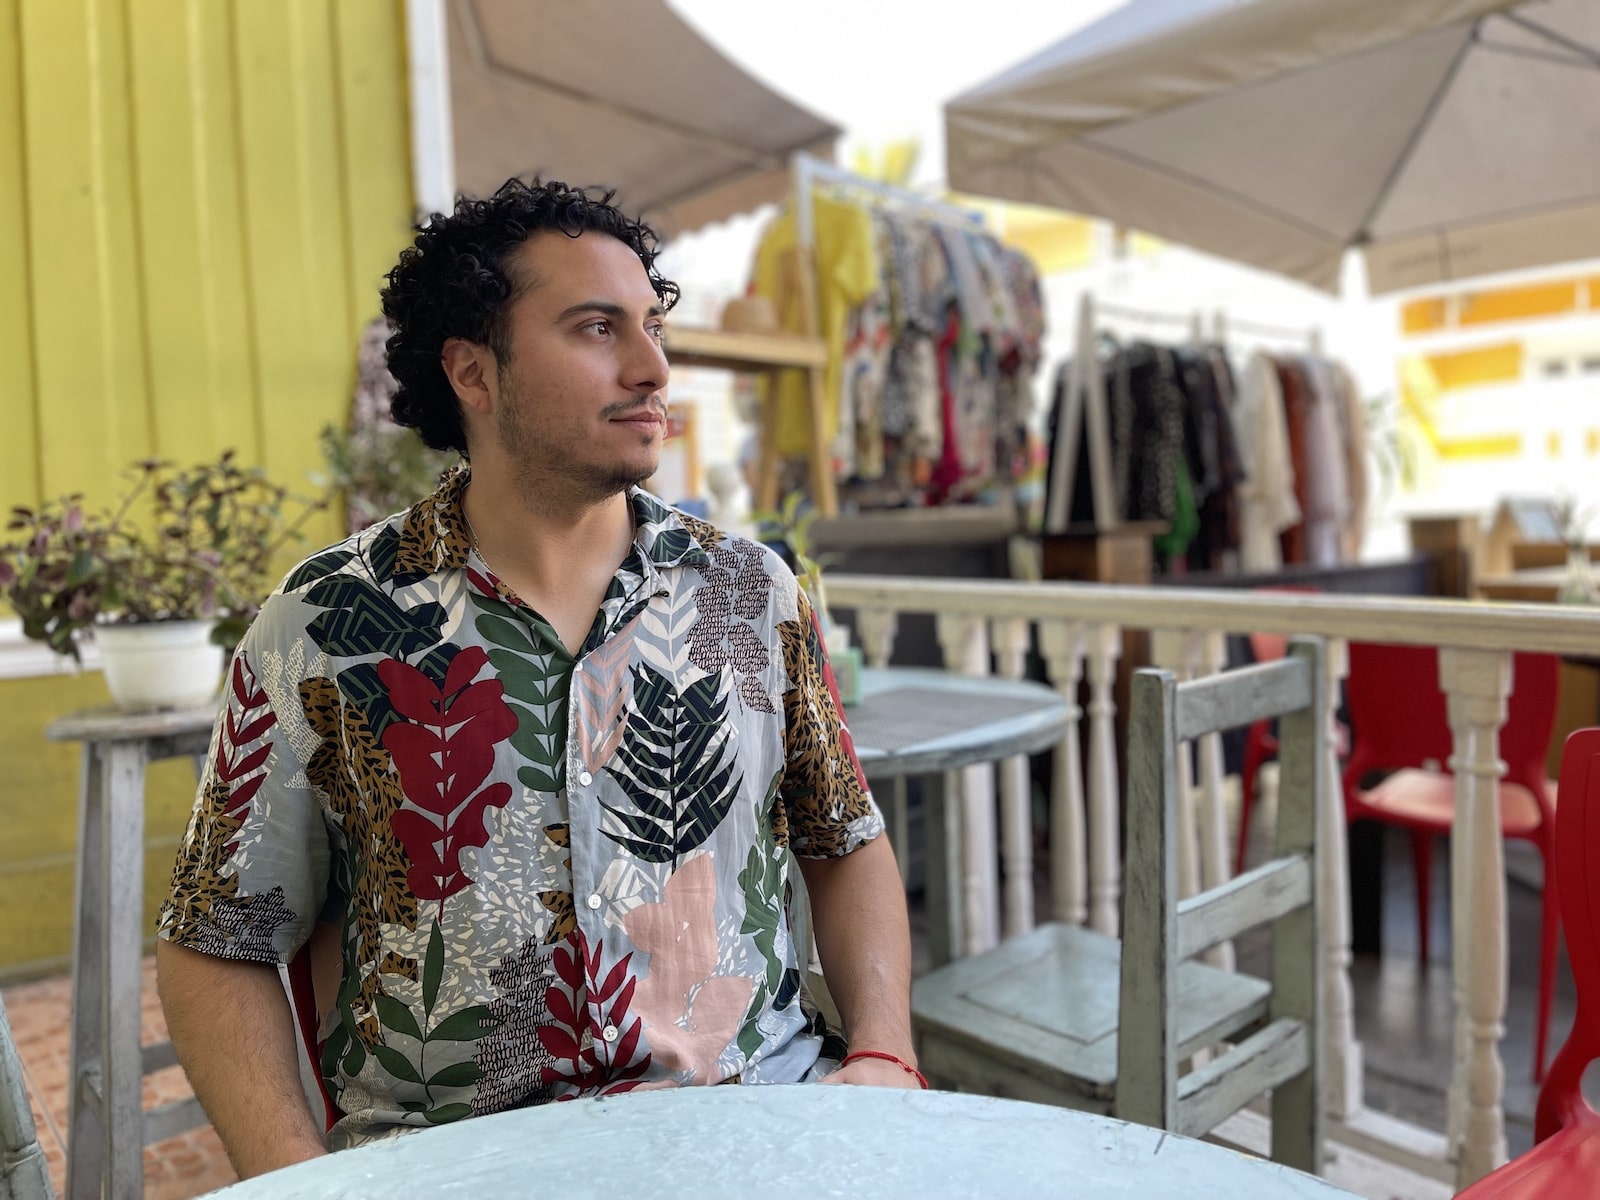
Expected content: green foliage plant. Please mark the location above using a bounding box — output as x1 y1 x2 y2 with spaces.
752 490 837 627
0 452 327 662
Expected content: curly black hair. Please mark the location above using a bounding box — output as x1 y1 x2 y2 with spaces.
380 178 680 456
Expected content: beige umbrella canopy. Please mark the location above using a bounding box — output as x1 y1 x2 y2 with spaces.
945 0 1600 293
448 0 839 234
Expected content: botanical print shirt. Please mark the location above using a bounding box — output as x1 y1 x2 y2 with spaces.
158 469 883 1146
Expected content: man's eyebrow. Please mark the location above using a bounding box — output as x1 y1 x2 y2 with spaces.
553 300 667 323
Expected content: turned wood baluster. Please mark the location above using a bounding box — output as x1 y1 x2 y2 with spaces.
854 609 907 885
1319 639 1363 1123
1038 620 1088 926
1085 624 1123 937
990 616 1035 939
1194 629 1234 971
936 612 1001 954
1439 647 1511 1189
1445 681 1468 1156
1149 630 1203 903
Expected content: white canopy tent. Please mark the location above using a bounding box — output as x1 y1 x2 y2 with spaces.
944 0 1600 293
444 0 839 234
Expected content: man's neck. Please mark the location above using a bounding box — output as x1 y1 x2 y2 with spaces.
460 467 636 604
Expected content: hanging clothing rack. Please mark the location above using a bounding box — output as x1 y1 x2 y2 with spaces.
792 152 982 252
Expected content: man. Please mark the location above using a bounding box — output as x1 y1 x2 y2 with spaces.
156 179 920 1179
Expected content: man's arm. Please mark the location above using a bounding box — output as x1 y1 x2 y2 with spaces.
796 834 921 1088
156 940 328 1178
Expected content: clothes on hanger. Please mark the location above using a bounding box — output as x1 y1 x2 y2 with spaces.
751 187 1045 509
1044 322 1365 577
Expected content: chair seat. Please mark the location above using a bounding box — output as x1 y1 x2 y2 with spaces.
912 923 1271 1103
1459 1122 1600 1197
1356 768 1553 838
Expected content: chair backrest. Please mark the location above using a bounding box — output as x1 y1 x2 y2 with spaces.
1118 637 1326 1172
1 999 54 1200
1344 642 1560 809
1536 728 1600 1141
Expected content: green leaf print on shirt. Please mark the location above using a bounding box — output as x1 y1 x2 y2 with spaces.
469 592 568 794
374 914 493 1126
601 663 742 865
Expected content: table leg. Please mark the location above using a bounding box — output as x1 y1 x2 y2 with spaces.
66 741 148 1200
67 745 106 1200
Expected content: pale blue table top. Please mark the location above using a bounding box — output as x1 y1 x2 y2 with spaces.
848 666 1069 781
203 1085 1356 1199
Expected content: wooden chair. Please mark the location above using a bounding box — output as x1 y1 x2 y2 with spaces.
1343 642 1560 1079
1457 727 1600 1197
1 999 54 1200
913 638 1326 1171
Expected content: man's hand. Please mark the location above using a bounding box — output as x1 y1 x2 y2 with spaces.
819 1055 924 1089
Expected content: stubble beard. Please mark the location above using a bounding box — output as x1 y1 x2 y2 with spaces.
496 382 658 508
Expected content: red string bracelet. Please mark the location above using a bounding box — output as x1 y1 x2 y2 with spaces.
841 1049 929 1089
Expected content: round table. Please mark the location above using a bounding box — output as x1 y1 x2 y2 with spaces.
201 1086 1357 1199
846 666 1070 781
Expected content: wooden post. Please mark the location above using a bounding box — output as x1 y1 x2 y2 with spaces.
991 616 1035 939
1038 620 1089 926
1319 639 1364 1123
936 612 999 953
1086 623 1123 936
1439 647 1511 1188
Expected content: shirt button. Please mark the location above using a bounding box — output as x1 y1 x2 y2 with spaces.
586 893 602 910
602 1024 619 1043
578 770 593 787
573 661 584 673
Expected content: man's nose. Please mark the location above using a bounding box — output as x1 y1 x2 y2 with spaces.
623 325 670 394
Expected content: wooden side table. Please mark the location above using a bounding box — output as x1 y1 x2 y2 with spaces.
45 705 216 1200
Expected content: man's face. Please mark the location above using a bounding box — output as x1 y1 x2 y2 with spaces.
489 230 670 501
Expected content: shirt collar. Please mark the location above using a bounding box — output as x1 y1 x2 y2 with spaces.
396 466 712 579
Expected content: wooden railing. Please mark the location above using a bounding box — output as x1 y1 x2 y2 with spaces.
829 574 1600 1191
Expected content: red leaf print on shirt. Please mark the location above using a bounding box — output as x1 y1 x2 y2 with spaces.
216 652 277 857
380 646 518 902
536 932 651 1099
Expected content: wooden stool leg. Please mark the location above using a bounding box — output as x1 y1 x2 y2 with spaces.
67 744 108 1200
104 742 148 1199
66 741 149 1200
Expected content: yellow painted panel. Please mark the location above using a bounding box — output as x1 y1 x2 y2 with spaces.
233 0 355 496
21 0 153 500
0 0 40 511
1460 280 1578 326
1588 277 1600 310
1401 298 1448 335
0 671 198 862
1436 434 1522 461
0 842 187 978
1424 342 1522 391
334 0 414 331
126 0 259 465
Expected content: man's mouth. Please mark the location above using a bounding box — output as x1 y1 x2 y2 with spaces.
610 407 665 428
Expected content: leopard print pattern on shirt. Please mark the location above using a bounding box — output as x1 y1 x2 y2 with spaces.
777 592 876 858
395 466 472 579
161 776 245 945
301 677 419 1045
540 824 576 945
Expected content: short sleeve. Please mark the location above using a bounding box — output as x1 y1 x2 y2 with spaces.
777 586 884 858
158 607 329 965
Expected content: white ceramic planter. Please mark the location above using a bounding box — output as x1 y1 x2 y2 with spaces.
94 620 224 711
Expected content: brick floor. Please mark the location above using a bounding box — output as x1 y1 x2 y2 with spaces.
2 957 237 1199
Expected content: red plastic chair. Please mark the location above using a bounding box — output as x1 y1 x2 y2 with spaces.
1456 727 1600 1197
1344 641 1560 1081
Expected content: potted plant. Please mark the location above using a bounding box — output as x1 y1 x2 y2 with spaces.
754 491 863 706
0 453 325 710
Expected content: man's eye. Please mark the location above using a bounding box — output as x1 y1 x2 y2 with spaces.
584 320 610 336
648 324 666 342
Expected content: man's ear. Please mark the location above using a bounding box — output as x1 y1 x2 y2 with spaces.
441 337 496 418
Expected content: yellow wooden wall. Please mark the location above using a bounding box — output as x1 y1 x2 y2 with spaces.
0 0 415 978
